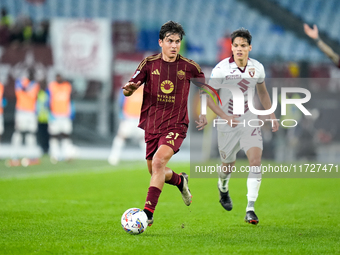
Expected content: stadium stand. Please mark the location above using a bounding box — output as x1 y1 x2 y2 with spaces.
0 0 334 64
270 0 340 43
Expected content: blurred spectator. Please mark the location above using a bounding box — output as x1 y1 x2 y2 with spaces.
0 7 11 27
0 7 12 46
47 74 76 163
217 31 232 62
36 80 49 154
304 24 340 68
33 20 49 44
7 14 48 46
9 68 40 165
9 22 24 45
287 62 300 78
108 86 145 165
9 15 28 46
22 17 34 43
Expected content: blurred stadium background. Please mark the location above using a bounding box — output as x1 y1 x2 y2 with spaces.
1 0 340 163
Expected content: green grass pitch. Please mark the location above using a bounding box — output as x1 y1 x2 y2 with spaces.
0 157 339 254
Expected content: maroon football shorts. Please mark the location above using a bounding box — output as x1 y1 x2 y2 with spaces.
145 129 187 160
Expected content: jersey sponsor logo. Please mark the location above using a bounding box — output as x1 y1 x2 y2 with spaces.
132 71 140 78
248 67 255 77
177 70 185 80
157 94 175 103
152 69 160 75
226 74 242 80
160 80 174 94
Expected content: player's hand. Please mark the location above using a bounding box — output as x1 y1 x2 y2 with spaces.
268 114 279 132
304 24 319 40
122 81 141 95
195 115 207 131
271 118 279 132
226 114 240 128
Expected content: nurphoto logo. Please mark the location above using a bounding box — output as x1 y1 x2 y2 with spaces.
199 84 311 128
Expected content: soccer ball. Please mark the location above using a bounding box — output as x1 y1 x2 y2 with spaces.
121 208 148 235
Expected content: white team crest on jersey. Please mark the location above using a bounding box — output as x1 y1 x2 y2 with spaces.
248 68 255 77
220 151 227 159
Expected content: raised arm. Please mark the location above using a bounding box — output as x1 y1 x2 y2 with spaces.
304 24 340 66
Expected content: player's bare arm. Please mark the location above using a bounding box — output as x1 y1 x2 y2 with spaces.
205 89 240 128
316 40 339 66
122 81 141 96
256 82 279 132
195 114 207 131
303 23 340 66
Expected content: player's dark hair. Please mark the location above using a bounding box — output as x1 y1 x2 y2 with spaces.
159 21 185 40
231 28 252 45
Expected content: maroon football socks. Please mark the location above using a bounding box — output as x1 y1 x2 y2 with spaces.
144 186 162 218
165 171 183 192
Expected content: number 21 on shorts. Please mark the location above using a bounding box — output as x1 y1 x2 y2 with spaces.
166 132 179 140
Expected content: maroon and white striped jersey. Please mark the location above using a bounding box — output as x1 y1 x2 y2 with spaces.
209 56 265 132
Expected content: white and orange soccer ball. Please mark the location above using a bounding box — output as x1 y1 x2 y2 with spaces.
121 208 148 235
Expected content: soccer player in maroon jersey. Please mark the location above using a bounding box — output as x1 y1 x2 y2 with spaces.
122 21 207 226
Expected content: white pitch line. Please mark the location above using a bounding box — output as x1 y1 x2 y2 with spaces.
0 165 132 181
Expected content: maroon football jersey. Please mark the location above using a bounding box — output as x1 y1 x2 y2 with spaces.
129 53 205 134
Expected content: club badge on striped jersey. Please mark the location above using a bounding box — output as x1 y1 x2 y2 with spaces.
248 68 255 77
177 70 185 80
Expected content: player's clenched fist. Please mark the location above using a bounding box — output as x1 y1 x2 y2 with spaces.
122 81 141 96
